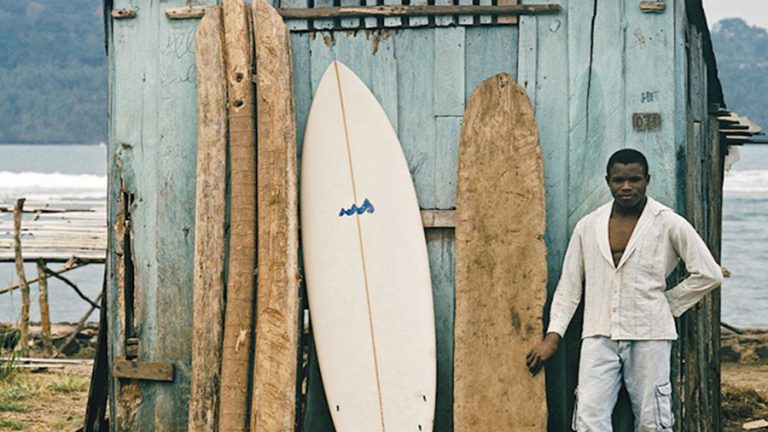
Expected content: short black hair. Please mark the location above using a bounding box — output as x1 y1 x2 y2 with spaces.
606 148 649 177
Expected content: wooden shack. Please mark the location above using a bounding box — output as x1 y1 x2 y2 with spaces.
104 0 732 430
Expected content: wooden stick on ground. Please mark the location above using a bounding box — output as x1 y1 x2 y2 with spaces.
250 1 300 430
219 0 257 430
13 198 30 356
36 261 53 356
188 5 229 432
54 292 103 359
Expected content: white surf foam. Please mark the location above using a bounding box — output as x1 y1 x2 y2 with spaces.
724 170 768 194
0 171 107 200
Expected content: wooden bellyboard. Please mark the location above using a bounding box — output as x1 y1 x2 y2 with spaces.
454 73 548 431
250 0 300 431
189 6 228 432
300 61 436 432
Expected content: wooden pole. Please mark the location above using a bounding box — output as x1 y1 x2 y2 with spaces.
275 3 561 18
36 261 53 356
189 6 229 432
219 0 257 430
250 1 300 430
13 198 30 356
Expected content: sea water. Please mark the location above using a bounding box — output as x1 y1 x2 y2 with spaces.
0 144 106 323
0 144 766 327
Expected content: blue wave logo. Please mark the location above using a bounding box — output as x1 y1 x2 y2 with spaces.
339 198 375 217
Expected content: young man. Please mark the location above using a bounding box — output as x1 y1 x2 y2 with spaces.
526 149 723 431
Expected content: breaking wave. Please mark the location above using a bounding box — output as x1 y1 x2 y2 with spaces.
0 171 107 200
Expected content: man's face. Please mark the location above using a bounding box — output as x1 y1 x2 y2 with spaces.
605 162 650 209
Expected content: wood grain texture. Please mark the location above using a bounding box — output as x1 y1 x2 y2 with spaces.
219 0 257 431
189 7 228 432
113 359 175 382
454 74 547 431
14 199 30 356
250 1 300 431
36 262 53 355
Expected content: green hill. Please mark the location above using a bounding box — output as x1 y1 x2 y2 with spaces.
0 1 106 144
711 18 768 130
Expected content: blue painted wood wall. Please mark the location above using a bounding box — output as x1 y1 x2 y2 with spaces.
106 0 722 430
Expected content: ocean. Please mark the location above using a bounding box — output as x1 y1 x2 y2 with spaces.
0 144 766 327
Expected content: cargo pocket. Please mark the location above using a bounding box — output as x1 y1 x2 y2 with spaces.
655 382 674 431
571 387 579 431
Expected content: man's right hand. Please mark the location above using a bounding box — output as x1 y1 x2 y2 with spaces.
526 332 561 375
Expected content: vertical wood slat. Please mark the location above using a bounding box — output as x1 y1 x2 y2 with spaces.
518 1 575 429
250 1 300 430
219 0 257 431
433 28 465 117
478 0 492 25
37 261 53 356
189 6 228 432
13 199 30 356
155 0 205 426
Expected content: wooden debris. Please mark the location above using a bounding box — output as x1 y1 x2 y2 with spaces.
165 6 210 19
743 419 768 430
277 3 561 19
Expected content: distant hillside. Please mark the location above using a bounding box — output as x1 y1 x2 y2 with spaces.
0 1 105 144
711 18 768 130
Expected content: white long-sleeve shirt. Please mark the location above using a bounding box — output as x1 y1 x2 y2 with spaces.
547 197 723 340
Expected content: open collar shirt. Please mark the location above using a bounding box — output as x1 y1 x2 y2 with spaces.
546 197 723 340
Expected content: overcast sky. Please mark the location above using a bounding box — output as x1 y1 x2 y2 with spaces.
702 0 768 29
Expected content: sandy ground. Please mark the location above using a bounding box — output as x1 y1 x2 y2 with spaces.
0 364 90 432
722 363 768 431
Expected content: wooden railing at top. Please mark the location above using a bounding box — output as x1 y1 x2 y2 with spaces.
0 198 106 357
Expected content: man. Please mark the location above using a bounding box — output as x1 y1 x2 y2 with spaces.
526 149 723 431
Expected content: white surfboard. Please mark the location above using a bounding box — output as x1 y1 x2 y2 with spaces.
301 61 436 432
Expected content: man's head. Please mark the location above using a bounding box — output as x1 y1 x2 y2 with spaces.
605 149 650 209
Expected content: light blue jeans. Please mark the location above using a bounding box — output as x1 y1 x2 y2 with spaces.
573 337 674 432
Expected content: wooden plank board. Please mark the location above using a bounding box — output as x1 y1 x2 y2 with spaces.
250 1 300 431
454 74 547 431
219 0 258 430
113 359 175 382
189 6 228 432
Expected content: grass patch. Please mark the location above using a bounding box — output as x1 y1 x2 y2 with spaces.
0 418 26 430
45 374 90 393
0 380 32 413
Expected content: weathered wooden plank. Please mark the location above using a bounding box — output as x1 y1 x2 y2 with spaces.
166 6 210 20
427 230 455 432
14 199 31 356
420 210 455 228
383 0 402 27
370 34 398 133
518 2 573 429
219 0 258 430
189 6 228 432
435 118 460 209
250 2 301 431
154 0 202 427
624 0 676 207
395 30 436 208
364 0 379 29
465 26 518 103
434 0 455 26
454 73 547 431
113 359 175 382
433 28 465 116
